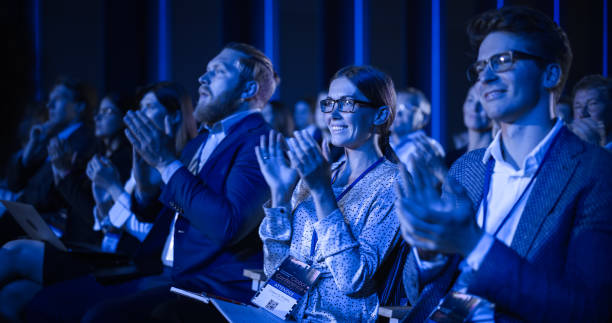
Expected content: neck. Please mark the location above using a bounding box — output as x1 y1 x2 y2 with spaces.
499 118 554 170
343 138 382 181
467 128 493 151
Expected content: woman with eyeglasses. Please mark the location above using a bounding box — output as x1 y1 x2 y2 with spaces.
256 65 401 322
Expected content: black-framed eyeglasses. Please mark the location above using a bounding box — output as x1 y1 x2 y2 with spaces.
320 97 376 113
466 50 549 83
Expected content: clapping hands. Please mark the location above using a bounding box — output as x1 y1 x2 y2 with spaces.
256 129 333 207
395 154 482 257
255 130 298 207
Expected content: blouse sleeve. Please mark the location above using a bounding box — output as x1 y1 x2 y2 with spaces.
313 176 400 295
259 201 293 277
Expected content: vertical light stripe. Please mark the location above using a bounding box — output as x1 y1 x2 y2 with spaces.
604 0 609 76
431 0 443 145
553 0 560 24
158 0 169 81
33 0 42 101
354 0 364 65
264 0 279 98
264 0 275 65
497 0 504 9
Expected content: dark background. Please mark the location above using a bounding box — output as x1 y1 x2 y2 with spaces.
1 0 608 170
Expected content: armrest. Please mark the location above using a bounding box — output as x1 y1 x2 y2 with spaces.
378 306 411 323
243 268 266 292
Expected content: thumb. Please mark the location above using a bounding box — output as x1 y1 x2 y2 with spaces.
164 115 173 136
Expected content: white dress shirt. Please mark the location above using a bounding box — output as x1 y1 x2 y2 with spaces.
158 110 260 267
465 120 563 270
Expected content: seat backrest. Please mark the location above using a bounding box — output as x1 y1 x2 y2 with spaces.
376 239 410 307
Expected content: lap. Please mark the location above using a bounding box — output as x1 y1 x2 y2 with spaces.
83 286 225 323
25 269 173 323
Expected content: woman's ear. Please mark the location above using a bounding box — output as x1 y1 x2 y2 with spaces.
374 105 390 126
543 63 562 89
241 80 259 101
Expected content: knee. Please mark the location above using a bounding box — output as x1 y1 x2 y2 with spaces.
0 280 42 322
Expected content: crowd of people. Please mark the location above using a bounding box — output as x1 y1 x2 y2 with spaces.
0 5 611 323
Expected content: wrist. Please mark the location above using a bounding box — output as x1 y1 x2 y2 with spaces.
107 184 125 201
271 189 292 207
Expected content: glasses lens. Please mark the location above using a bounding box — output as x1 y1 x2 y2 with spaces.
338 98 356 112
320 99 334 112
491 52 513 73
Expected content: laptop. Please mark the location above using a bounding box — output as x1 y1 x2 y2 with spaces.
1 200 131 266
1 200 68 251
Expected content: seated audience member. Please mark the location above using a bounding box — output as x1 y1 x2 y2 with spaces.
0 92 134 322
446 85 493 165
26 43 277 322
262 99 294 137
294 97 323 143
390 87 445 166
86 83 197 252
257 65 400 321
1 77 97 246
396 7 612 322
569 74 612 149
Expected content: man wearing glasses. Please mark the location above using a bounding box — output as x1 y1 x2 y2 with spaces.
396 6 612 322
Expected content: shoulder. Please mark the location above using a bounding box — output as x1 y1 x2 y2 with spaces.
448 148 486 180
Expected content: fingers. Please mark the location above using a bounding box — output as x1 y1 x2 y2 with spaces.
259 132 270 160
274 132 284 158
133 110 159 133
124 111 153 143
164 115 173 136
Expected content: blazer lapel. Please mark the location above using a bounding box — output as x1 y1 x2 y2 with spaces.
198 113 265 178
510 128 583 257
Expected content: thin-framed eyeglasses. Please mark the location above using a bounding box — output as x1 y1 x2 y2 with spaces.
320 97 377 113
466 50 550 83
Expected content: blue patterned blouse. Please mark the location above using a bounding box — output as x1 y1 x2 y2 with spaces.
259 159 401 322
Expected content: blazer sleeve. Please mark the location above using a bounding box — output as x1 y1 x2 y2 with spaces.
466 166 612 322
158 137 270 245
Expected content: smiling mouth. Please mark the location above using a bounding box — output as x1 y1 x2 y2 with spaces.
330 125 348 133
483 89 506 101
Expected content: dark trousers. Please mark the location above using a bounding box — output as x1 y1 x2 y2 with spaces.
25 268 173 323
82 286 226 323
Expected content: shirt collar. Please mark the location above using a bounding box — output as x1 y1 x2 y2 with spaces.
482 119 563 174
57 122 83 140
203 110 259 136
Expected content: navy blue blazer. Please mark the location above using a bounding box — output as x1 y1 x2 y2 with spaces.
403 127 612 322
155 112 271 302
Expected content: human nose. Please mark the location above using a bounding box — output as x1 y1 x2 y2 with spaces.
198 72 211 85
479 63 497 83
576 106 590 118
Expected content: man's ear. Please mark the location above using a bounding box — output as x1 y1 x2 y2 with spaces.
241 80 259 101
373 105 390 126
543 63 562 89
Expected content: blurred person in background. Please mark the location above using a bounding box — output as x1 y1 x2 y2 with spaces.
262 99 294 137
570 74 612 149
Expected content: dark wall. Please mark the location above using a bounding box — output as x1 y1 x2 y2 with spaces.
2 0 609 170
